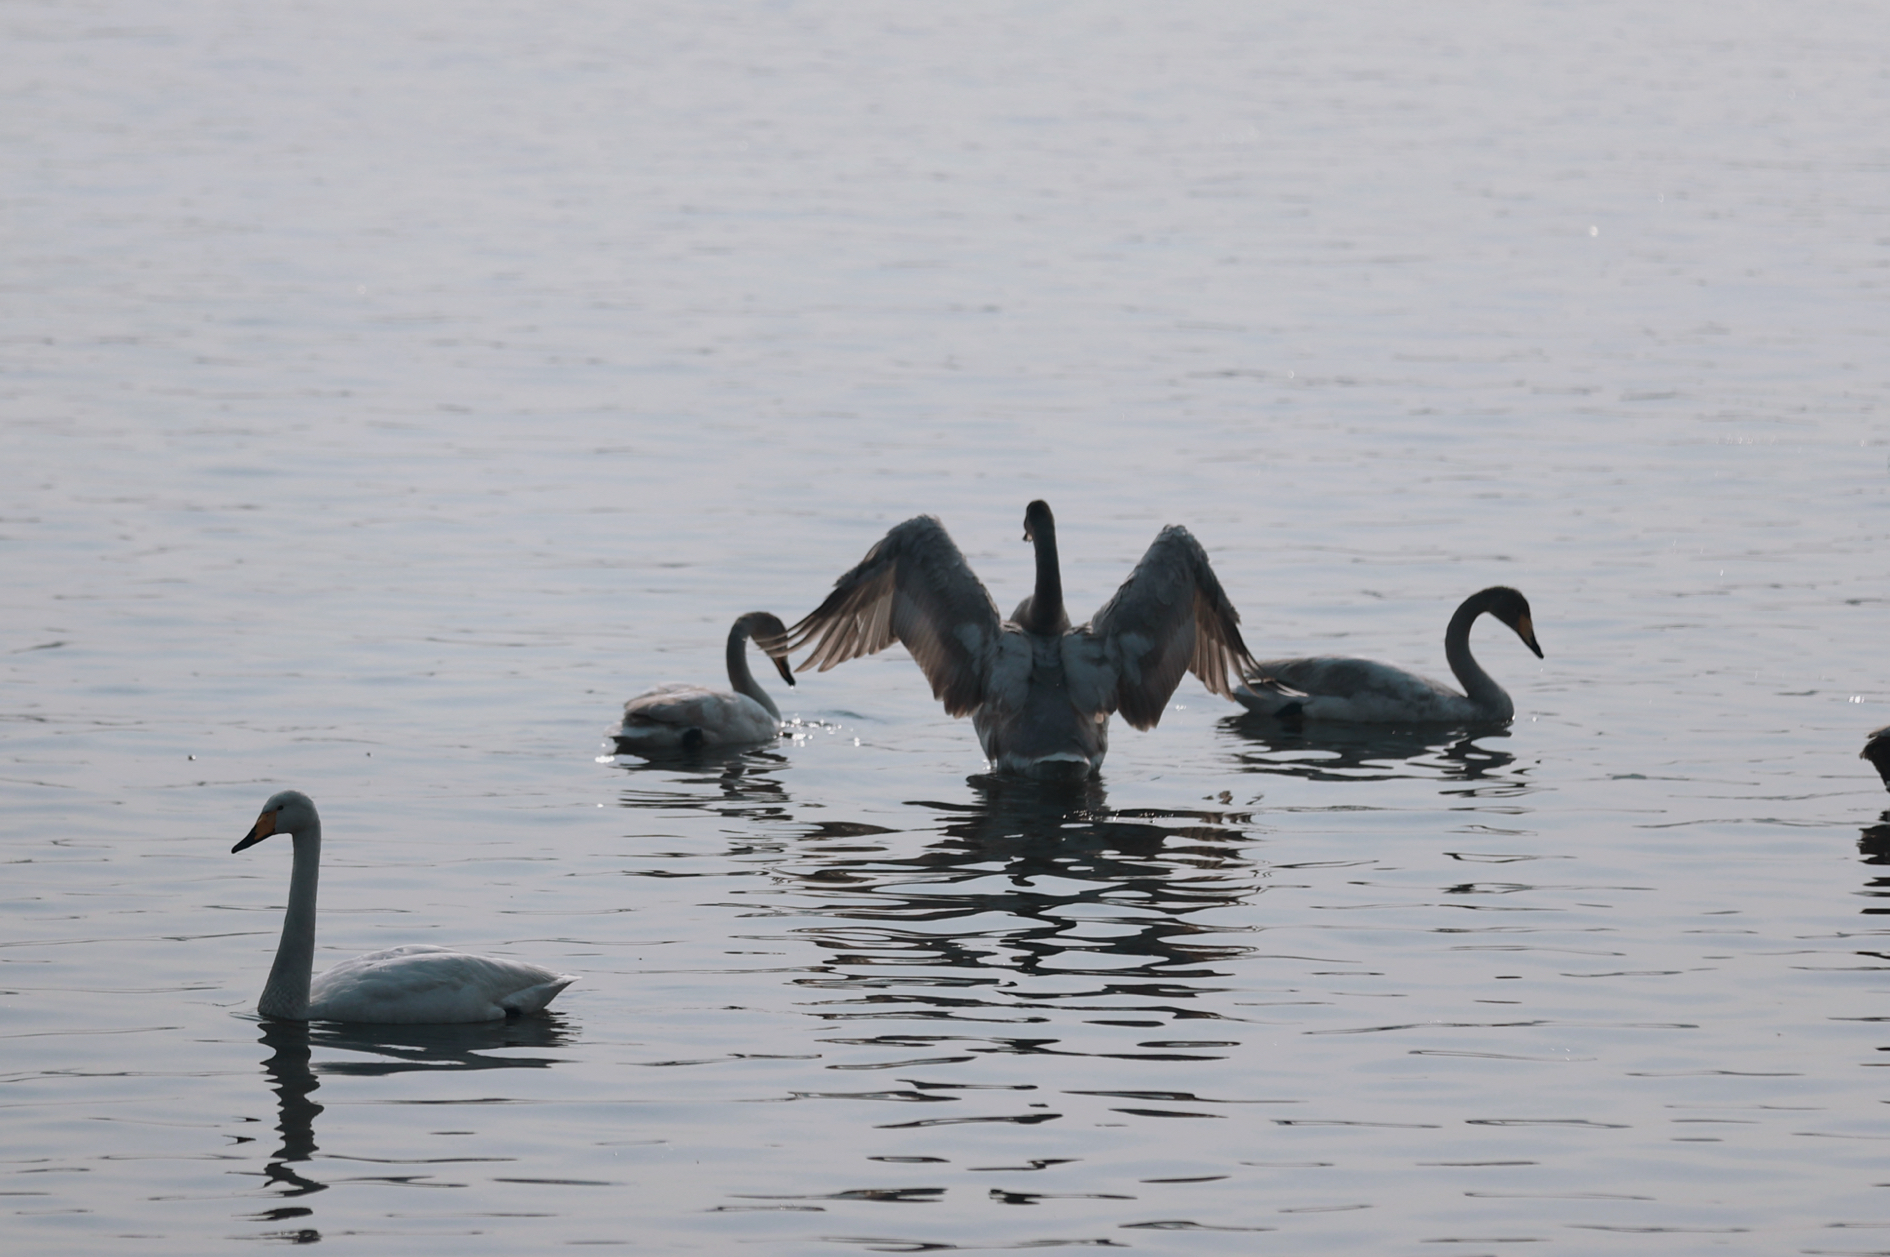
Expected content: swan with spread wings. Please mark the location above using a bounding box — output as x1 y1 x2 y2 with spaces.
773 500 1257 780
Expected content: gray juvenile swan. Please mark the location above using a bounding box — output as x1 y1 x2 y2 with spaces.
615 611 795 751
775 500 1256 779
1232 585 1543 724
1862 727 1890 791
233 790 576 1024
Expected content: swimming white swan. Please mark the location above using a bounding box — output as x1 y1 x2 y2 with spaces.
232 790 576 1024
775 500 1256 780
615 611 795 751
1232 585 1543 724
1863 727 1890 790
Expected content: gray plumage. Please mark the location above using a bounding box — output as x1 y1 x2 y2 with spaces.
776 501 1256 779
616 612 795 750
1234 586 1543 725
1862 726 1890 791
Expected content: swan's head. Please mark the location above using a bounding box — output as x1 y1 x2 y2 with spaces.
233 789 318 853
1482 587 1543 659
739 611 796 687
1022 499 1055 543
1863 726 1890 790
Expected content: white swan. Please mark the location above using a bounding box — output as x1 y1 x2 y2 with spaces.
614 611 795 751
232 790 576 1024
775 500 1256 780
1232 586 1543 724
1863 727 1890 790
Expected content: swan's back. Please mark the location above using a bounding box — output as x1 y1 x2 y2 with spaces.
1241 657 1478 723
619 683 778 747
307 945 577 1025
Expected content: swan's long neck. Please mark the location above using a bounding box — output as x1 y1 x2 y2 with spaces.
258 822 320 1020
1443 592 1513 720
1023 515 1065 637
726 620 781 719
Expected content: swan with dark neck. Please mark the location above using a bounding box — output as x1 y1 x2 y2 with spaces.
615 611 795 751
234 790 575 1023
1011 500 1071 635
777 499 1255 779
1233 586 1543 724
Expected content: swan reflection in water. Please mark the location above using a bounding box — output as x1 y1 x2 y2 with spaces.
1858 816 1890 868
608 747 795 823
606 764 1264 1032
1223 712 1524 789
777 776 1264 1033
245 1016 576 1222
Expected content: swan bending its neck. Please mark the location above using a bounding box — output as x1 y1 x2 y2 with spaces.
1441 586 1538 722
615 612 795 751
1234 586 1543 725
727 612 788 719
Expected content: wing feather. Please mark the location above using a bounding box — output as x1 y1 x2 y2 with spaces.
1085 524 1257 730
778 516 1002 717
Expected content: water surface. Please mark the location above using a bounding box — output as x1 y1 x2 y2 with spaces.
5 1 1890 1252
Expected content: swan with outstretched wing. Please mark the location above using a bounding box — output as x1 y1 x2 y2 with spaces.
775 500 1255 779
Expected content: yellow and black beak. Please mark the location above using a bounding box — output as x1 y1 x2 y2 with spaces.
232 808 277 854
1515 613 1544 659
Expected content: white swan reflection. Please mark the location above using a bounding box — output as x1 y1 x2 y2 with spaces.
244 1016 579 1231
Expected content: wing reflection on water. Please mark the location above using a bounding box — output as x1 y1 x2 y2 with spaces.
1224 714 1526 790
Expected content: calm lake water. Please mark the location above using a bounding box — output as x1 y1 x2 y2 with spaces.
6 1 1890 1252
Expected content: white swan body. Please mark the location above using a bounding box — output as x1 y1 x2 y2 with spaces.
233 790 576 1024
778 500 1256 780
616 611 795 750
1233 586 1543 725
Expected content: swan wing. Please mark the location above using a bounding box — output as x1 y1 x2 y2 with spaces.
308 946 577 1024
780 515 1002 717
1084 524 1256 730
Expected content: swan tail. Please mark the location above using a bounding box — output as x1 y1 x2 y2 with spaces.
502 975 577 1017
